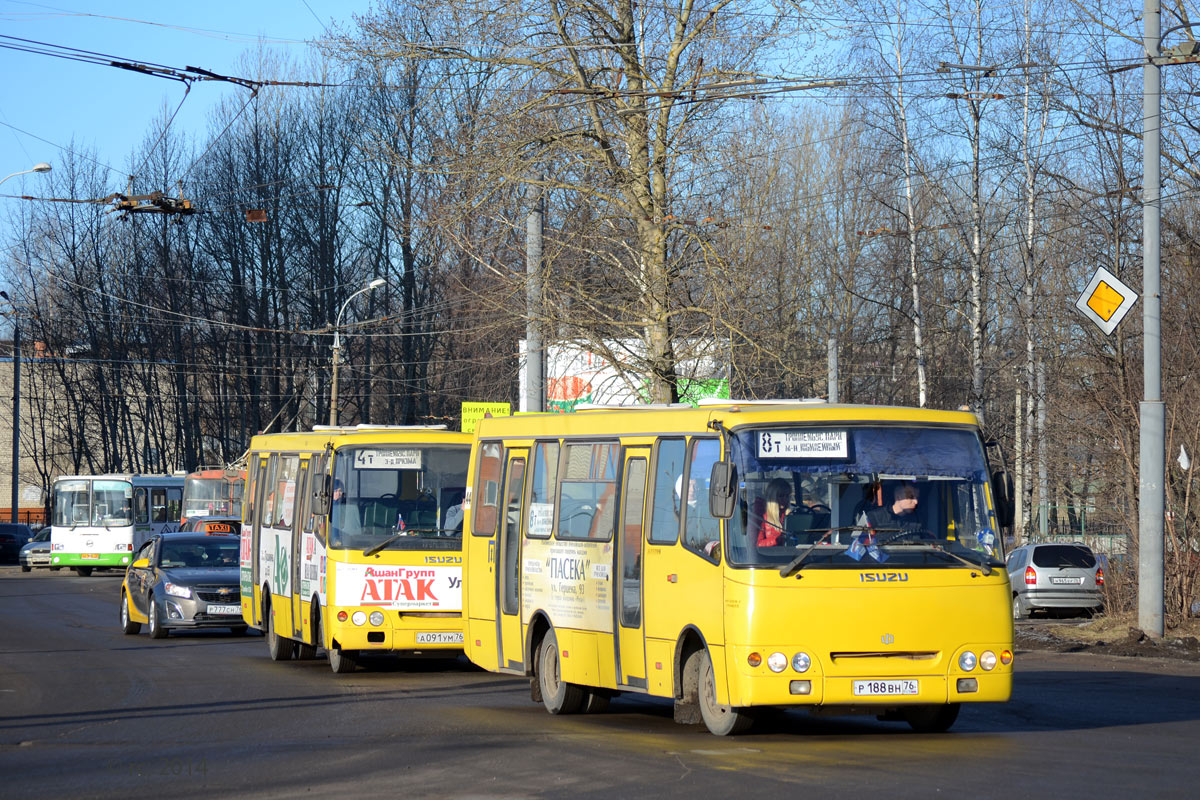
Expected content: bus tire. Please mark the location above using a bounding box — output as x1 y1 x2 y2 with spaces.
904 703 960 733
266 604 295 661
691 648 752 736
74 566 93 577
328 645 358 674
297 639 318 660
537 628 585 715
148 595 168 639
120 592 141 635
583 690 611 714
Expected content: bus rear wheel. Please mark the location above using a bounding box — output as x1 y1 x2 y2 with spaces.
266 604 295 661
691 648 752 736
74 566 93 577
538 628 585 714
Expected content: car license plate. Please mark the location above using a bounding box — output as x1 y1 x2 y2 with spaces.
853 679 918 696
416 631 463 645
1051 576 1084 585
208 604 241 615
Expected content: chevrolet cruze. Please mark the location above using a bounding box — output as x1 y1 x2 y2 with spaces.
120 532 246 638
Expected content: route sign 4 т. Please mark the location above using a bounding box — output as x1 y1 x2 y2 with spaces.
1074 267 1138 336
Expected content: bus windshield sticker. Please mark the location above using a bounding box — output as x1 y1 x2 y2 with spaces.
353 449 423 470
758 430 848 458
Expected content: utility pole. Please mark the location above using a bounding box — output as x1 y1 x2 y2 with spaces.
1139 0 1165 637
525 177 545 413
10 325 18 523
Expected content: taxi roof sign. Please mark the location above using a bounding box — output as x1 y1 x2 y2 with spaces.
1075 267 1138 336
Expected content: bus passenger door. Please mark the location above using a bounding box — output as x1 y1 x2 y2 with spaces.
616 448 649 688
291 459 310 639
497 451 527 672
249 457 268 628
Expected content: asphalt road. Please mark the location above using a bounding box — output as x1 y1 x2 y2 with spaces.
2 565 1199 798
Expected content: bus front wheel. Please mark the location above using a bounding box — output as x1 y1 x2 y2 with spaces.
903 703 960 733
690 648 752 736
537 628 585 714
74 566 93 577
328 645 358 674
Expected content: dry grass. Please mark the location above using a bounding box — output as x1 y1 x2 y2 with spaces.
1044 610 1200 643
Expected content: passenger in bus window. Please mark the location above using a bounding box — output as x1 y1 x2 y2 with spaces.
753 478 793 547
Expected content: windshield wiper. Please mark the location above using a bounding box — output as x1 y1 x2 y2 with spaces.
877 540 993 575
363 528 458 556
779 527 861 578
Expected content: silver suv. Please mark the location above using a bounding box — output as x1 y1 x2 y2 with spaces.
1007 542 1104 619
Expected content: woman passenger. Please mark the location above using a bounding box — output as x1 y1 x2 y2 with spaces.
755 478 793 547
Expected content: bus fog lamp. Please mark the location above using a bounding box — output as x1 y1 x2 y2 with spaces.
767 652 787 673
747 652 762 668
164 582 192 599
791 652 811 673
956 678 978 693
958 651 977 671
789 680 812 695
352 611 367 626
369 611 385 627
980 650 997 671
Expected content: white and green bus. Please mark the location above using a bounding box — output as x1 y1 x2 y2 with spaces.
50 474 184 576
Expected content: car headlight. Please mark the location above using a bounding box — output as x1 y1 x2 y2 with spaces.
164 582 192 599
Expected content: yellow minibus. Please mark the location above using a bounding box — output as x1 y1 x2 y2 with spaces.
241 425 472 672
462 401 1014 734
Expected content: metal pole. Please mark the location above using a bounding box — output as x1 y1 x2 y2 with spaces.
1139 0 1165 637
526 177 544 414
328 339 341 427
11 325 19 523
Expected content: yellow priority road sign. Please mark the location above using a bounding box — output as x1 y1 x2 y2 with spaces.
1074 267 1138 336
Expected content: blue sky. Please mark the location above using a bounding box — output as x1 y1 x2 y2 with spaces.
0 0 374 193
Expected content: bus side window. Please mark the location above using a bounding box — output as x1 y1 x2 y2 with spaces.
134 488 149 524
682 438 721 559
472 442 502 537
648 438 686 545
167 488 182 523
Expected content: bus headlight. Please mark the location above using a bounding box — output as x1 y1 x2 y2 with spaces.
767 652 788 673
164 582 192 599
352 611 367 626
369 611 385 627
958 651 977 672
980 650 997 671
791 652 811 673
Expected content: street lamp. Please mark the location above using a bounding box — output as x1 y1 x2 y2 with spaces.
1 162 50 525
329 278 386 426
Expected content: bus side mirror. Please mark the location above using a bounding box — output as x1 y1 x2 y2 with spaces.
311 474 331 517
991 469 1015 528
709 461 737 519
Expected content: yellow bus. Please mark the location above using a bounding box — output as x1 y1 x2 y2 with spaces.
462 401 1014 734
240 425 472 673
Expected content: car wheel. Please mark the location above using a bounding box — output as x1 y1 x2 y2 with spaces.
904 703 960 733
148 594 168 639
328 645 358 674
21 565 31 572
266 605 295 661
691 648 753 735
120 592 142 635
1012 595 1030 620
537 628 585 714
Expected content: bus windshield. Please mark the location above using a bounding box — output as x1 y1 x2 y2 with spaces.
725 425 1002 570
53 479 134 527
328 445 469 552
183 475 243 519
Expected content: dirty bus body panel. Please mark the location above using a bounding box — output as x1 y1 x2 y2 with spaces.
462 402 1013 735
241 425 471 673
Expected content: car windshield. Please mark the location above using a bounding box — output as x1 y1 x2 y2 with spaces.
1031 545 1096 569
724 425 1004 571
328 445 469 552
159 539 240 568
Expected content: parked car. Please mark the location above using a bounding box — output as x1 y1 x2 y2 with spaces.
0 522 35 564
120 532 246 638
18 526 52 571
1007 542 1104 619
179 515 242 535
